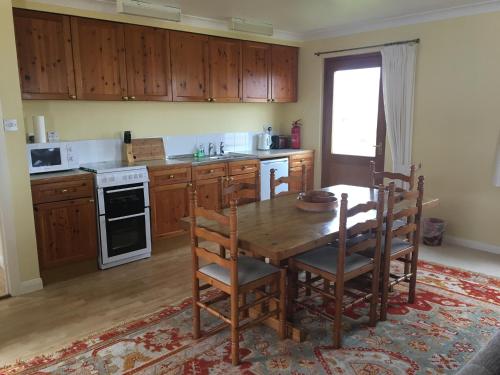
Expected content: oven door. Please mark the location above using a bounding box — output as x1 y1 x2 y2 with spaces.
100 208 151 265
98 183 148 217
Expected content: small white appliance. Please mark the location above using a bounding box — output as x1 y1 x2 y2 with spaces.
229 18 273 36
257 126 273 150
80 161 151 269
260 158 289 200
27 142 79 174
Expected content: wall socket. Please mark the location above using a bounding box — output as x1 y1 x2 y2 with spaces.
3 119 18 132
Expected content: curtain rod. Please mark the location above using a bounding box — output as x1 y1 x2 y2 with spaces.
314 38 420 57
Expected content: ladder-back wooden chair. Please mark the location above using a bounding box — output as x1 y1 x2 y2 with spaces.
270 164 307 199
369 161 416 192
376 177 424 321
190 190 286 366
220 176 260 207
288 188 385 348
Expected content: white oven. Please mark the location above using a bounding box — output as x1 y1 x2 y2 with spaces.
26 142 79 174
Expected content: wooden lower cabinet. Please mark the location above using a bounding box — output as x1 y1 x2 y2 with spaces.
289 151 315 192
194 177 224 211
150 182 190 238
34 197 97 269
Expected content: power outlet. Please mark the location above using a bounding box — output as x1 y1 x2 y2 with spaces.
3 119 18 132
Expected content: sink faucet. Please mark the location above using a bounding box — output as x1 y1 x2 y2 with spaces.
219 141 224 155
208 142 215 157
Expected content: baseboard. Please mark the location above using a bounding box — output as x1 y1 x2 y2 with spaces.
445 236 500 255
19 277 43 295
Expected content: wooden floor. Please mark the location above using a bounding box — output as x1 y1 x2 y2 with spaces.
0 265 6 297
0 236 194 365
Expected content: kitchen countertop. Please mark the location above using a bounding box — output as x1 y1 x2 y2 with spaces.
240 149 313 159
30 169 93 185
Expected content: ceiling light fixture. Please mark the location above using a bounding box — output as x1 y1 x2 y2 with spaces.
117 0 181 22
229 18 273 36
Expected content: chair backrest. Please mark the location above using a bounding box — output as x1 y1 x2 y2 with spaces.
336 187 385 278
270 164 307 199
369 161 416 192
220 176 259 207
384 176 424 253
189 189 239 287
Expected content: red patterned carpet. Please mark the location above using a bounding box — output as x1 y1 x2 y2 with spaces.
1 261 499 374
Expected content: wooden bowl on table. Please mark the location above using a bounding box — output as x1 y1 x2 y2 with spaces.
295 191 338 212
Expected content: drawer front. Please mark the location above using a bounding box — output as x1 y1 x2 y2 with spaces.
149 167 191 187
228 159 260 176
193 163 227 181
290 152 314 168
32 178 94 204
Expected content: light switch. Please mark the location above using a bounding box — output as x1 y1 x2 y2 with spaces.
3 119 18 132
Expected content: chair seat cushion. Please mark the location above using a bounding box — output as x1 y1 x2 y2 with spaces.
199 256 280 286
362 238 412 258
383 219 407 232
294 246 373 275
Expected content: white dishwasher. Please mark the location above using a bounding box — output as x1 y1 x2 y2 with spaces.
260 158 289 201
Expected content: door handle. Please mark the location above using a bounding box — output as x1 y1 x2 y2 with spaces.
373 143 383 155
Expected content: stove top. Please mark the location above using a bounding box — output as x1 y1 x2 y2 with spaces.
80 160 146 174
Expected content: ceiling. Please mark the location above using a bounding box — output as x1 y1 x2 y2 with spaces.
40 0 500 39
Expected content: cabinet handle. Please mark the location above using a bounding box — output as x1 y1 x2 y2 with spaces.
130 96 136 100
266 99 271 102
61 189 68 193
241 165 247 170
169 174 175 179
207 98 212 102
187 182 193 188
209 169 215 173
230 177 234 181
211 98 217 102
300 159 305 163
122 96 129 101
69 94 77 100
271 98 276 102
89 199 95 203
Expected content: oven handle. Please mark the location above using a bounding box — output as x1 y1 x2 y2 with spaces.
106 186 145 194
107 212 146 222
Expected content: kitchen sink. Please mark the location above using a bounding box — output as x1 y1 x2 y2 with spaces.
169 152 255 164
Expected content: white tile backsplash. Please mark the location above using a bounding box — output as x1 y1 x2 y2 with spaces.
72 132 258 164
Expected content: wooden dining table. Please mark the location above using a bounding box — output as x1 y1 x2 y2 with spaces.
184 184 439 341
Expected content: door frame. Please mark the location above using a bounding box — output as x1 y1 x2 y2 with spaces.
0 101 23 296
321 52 386 187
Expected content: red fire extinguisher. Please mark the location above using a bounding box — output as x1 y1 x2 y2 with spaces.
291 119 302 149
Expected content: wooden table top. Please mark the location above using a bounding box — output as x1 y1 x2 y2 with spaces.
187 184 439 263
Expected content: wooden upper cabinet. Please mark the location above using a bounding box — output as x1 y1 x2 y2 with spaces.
170 31 209 102
271 45 298 102
13 9 76 100
242 41 271 102
71 17 127 100
208 37 241 102
124 25 172 101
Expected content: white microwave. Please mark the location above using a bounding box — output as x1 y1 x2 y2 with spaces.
27 142 79 174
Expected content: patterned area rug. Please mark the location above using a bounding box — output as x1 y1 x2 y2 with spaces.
1 261 499 374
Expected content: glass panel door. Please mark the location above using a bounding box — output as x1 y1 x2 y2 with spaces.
331 67 381 157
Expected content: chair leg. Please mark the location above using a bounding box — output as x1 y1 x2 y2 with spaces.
408 251 418 304
231 293 240 366
305 271 312 296
239 293 248 319
380 258 391 322
287 260 298 320
193 278 201 339
278 269 287 339
369 266 380 327
333 278 344 349
323 278 330 305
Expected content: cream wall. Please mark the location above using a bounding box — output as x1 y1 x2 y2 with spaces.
0 0 40 286
281 12 500 247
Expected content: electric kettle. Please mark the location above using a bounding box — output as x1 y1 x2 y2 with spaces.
257 126 272 150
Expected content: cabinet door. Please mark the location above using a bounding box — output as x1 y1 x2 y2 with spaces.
150 183 189 238
124 25 172 101
271 45 298 102
34 198 97 269
289 165 314 192
242 41 271 102
13 9 76 100
226 172 260 207
170 31 209 102
195 177 223 211
71 17 127 100
209 37 241 102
